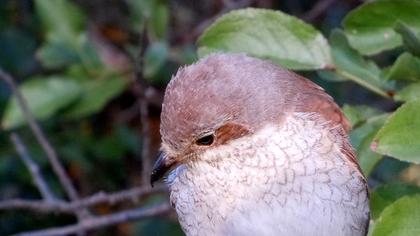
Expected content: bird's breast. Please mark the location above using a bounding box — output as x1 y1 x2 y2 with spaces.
168 113 369 236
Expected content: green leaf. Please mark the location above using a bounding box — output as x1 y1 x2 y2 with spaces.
395 82 420 102
35 0 86 44
144 41 168 79
357 131 383 177
127 0 168 38
317 70 346 82
197 8 332 70
395 22 420 57
386 53 420 81
135 217 184 236
329 30 394 98
35 0 104 72
76 34 104 72
2 77 81 129
373 100 420 163
37 34 103 72
343 104 383 128
91 135 127 161
63 76 127 119
349 114 388 176
0 28 37 76
127 0 146 29
150 0 169 39
370 183 420 220
371 195 420 236
343 0 420 55
37 41 80 68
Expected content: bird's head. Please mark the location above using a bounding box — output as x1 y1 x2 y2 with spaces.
150 53 349 186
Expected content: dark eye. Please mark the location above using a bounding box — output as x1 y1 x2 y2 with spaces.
196 134 214 146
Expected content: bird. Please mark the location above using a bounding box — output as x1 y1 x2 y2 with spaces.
150 53 370 236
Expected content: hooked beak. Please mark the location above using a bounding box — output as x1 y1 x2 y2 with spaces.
150 151 175 187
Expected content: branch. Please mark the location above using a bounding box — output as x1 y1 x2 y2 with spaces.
0 68 90 234
133 24 155 186
0 68 81 203
140 98 152 185
302 0 338 22
181 0 253 43
15 203 171 236
0 185 167 214
70 184 166 210
10 133 56 201
0 199 70 213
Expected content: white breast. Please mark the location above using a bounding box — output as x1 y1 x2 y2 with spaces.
168 113 369 236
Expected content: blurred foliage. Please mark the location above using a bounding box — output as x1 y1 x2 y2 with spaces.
0 0 419 235
0 0 183 234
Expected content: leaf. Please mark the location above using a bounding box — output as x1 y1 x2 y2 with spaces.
357 131 383 177
149 0 169 39
317 70 346 82
37 41 80 69
329 30 394 97
2 77 81 129
386 53 420 81
144 41 168 79
37 33 103 70
127 0 168 38
0 28 37 76
35 0 85 44
395 22 420 57
370 183 420 220
343 0 420 55
345 106 388 176
395 82 420 102
343 104 383 128
35 0 104 71
63 76 127 119
373 100 420 163
135 217 184 236
90 135 127 161
76 34 104 72
371 195 420 236
197 8 332 70
349 114 388 176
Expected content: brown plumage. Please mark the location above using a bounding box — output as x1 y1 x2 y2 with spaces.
152 53 369 236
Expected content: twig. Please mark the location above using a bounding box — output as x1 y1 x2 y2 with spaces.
302 0 338 22
0 185 167 214
76 184 166 208
0 68 90 236
14 203 171 236
10 133 56 201
140 98 151 185
0 199 70 213
181 0 253 43
0 68 81 202
134 24 155 186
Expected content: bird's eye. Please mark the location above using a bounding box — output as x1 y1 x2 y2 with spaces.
196 134 214 146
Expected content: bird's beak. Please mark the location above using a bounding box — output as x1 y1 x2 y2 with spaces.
150 151 175 187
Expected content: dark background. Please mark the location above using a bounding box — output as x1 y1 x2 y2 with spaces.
0 0 408 235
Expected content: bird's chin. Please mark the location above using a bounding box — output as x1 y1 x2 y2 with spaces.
164 164 187 186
